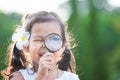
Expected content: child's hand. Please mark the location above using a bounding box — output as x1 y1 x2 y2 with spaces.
36 52 55 79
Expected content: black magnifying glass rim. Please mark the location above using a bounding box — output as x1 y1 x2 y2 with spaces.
44 33 63 53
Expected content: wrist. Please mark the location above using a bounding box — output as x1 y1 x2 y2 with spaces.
35 76 46 80
35 73 46 80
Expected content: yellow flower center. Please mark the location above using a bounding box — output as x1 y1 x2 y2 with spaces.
21 36 25 42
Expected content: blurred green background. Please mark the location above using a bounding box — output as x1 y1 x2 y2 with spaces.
0 0 120 80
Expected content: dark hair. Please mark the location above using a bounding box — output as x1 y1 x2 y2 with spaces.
1 11 76 80
1 43 26 80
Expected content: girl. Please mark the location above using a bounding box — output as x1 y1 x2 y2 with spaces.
2 11 80 80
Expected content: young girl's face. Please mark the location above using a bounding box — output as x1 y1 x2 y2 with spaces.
28 22 65 67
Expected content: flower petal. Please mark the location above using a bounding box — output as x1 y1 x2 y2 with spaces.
12 27 30 50
16 42 23 50
12 33 18 42
24 32 30 39
23 40 29 47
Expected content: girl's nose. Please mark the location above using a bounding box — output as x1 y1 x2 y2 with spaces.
41 42 45 48
38 42 49 56
39 48 48 56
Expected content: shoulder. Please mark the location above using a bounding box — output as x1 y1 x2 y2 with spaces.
63 71 80 80
9 71 24 80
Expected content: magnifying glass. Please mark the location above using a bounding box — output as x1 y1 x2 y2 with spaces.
45 33 63 53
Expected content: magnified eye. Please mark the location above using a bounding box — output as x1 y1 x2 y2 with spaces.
49 36 61 42
47 37 62 49
45 33 63 53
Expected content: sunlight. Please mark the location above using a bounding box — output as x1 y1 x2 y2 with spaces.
107 0 120 7
0 0 68 14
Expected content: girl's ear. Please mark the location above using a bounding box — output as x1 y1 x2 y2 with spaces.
23 46 29 52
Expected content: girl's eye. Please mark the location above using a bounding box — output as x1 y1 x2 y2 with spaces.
33 39 43 43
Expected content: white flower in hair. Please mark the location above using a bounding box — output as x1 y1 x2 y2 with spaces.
12 27 30 50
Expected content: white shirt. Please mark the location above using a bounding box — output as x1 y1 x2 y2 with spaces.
19 69 80 80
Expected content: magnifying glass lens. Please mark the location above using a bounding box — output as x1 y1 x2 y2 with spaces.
45 33 63 53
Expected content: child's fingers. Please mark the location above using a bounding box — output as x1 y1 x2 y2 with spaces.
40 56 55 66
42 52 55 59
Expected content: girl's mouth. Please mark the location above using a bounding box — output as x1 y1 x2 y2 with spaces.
39 54 43 57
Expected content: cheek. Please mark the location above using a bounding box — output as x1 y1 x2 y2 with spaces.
54 48 64 62
29 40 42 53
29 42 41 62
29 44 39 54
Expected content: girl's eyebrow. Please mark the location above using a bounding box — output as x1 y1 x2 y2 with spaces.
31 35 43 39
